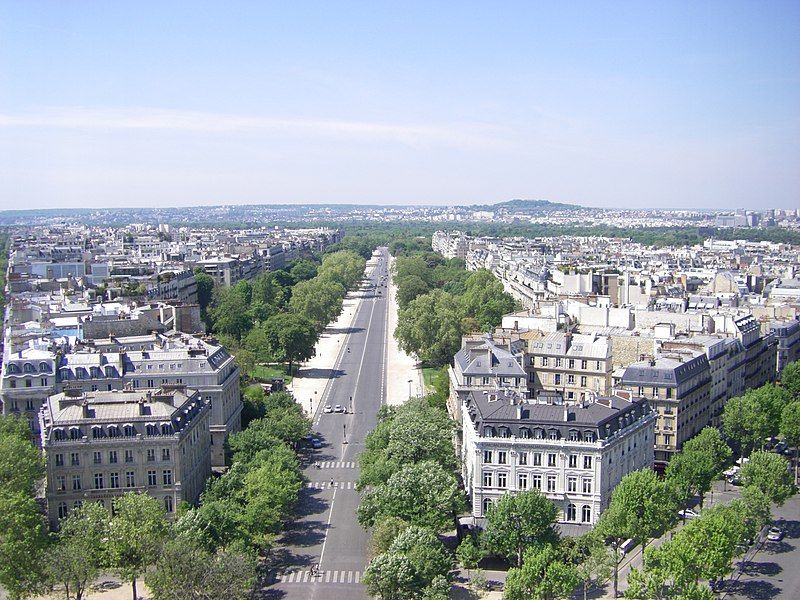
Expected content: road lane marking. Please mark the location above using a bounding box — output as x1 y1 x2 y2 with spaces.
318 485 336 569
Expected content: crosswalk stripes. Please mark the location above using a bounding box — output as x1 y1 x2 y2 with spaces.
275 570 362 584
305 481 357 490
314 461 357 469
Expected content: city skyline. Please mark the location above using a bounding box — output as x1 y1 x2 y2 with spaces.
1 1 799 210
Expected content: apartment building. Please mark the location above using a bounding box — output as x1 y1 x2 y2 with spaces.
461 387 655 527
524 331 613 402
617 352 711 468
39 386 211 529
768 320 800 375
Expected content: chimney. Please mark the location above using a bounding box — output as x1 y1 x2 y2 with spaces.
563 406 570 422
138 398 146 415
81 400 91 418
565 330 573 351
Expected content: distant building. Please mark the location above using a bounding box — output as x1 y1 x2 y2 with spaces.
460 388 655 528
769 320 800 375
39 386 211 529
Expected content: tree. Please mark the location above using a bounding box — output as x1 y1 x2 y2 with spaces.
242 454 303 546
395 289 464 366
456 535 483 575
260 312 318 375
107 492 168 600
289 278 345 329
503 545 579 600
0 489 48 600
210 286 253 341
0 422 45 495
722 385 791 455
596 469 677 598
369 516 410 558
482 490 559 567
389 526 453 589
572 534 614 600
395 275 430 309
421 575 450 600
193 268 214 311
739 450 797 505
779 360 800 399
46 501 109 600
666 427 730 508
780 401 800 481
363 552 418 600
146 534 256 600
290 258 318 282
358 461 465 532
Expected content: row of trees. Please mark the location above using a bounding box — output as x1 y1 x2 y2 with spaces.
356 397 465 599
393 253 516 366
197 250 365 377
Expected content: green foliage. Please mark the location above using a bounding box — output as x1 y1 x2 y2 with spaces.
0 489 49 599
256 312 318 374
779 360 800 399
503 544 579 600
396 289 465 366
482 489 560 567
358 460 465 532
146 534 256 600
722 384 792 455
363 526 452 600
210 285 253 341
46 501 109 600
317 250 367 290
666 427 731 507
289 258 318 282
369 516 411 559
739 450 797 505
780 401 800 449
107 492 168 600
456 535 483 571
289 277 345 330
0 416 45 495
193 268 214 311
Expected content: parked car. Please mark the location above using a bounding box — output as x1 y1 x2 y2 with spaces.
334 404 344 413
767 527 784 541
323 404 333 413
679 509 701 519
310 438 323 449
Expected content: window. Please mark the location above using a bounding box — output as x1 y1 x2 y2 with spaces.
585 432 595 442
94 473 104 489
162 470 172 485
162 448 171 461
568 359 575 369
532 474 542 490
497 472 507 488
72 475 81 490
55 454 64 467
533 452 542 466
518 473 528 490
547 474 557 492
549 430 559 440
580 376 587 387
58 502 69 519
555 358 562 367
147 379 155 387
93 451 102 464
483 498 492 514
148 470 157 486
26 399 34 410
569 430 580 441
483 450 493 464
581 360 588 370
56 475 66 492
569 454 577 468
124 425 135 437
547 453 557 467
483 471 493 487
541 357 549 367
567 374 575 385
125 450 134 463
554 374 561 385
518 452 528 466
638 386 645 396
497 451 507 465
109 451 118 464
582 505 592 523
126 471 135 487
147 449 156 462
666 388 673 399
568 476 577 493
664 434 672 446
164 496 174 512
70 453 80 466
583 456 593 469
110 472 120 489
582 479 593 494
567 503 577 521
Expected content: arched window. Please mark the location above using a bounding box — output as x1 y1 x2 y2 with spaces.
53 428 66 441
104 366 117 377
160 423 173 435
533 428 544 439
7 364 20 374
584 431 595 442
482 497 492 515
581 505 592 523
23 363 36 373
566 503 577 522
548 429 560 440
75 367 88 380
40 362 52 373
59 368 73 380
146 424 158 436
90 367 102 378
107 425 120 438
69 427 82 440
499 427 511 438
92 426 104 439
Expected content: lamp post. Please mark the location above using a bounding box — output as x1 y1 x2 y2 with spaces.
408 379 413 399
343 423 347 444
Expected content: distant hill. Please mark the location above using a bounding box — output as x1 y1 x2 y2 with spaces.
474 199 581 213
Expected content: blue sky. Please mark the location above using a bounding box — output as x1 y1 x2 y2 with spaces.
1 1 798 210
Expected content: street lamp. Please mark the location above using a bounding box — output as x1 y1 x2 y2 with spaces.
343 423 347 444
408 379 413 399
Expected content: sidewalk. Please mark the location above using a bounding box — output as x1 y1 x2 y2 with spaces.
385 255 423 406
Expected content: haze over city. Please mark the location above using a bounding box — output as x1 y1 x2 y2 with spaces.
1 1 799 210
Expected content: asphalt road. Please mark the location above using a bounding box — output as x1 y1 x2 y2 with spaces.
263 247 390 600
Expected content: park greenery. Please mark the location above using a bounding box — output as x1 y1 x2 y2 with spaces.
392 252 517 366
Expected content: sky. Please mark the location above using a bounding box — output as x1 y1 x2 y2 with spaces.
1 1 799 210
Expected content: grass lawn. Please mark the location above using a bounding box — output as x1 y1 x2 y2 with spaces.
250 363 293 384
422 365 448 395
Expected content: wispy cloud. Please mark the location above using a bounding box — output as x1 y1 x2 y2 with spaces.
0 106 508 149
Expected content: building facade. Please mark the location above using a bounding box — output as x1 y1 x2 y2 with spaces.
461 388 655 528
39 386 211 529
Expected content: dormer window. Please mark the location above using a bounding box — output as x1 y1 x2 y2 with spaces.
123 424 135 437
23 363 36 373
483 426 495 438
107 425 120 438
548 429 559 440
585 431 595 442
39 362 52 373
519 427 531 439
533 428 544 439
568 429 580 442
499 426 511 438
92 426 104 439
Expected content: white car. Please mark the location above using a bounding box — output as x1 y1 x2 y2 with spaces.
678 509 700 519
767 527 784 541
323 405 333 414
334 404 344 413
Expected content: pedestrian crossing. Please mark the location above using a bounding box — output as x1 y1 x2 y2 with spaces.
313 461 357 469
275 569 363 584
306 480 358 490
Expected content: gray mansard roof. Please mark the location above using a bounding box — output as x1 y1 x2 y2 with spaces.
464 388 652 441
620 354 708 388
454 338 526 378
